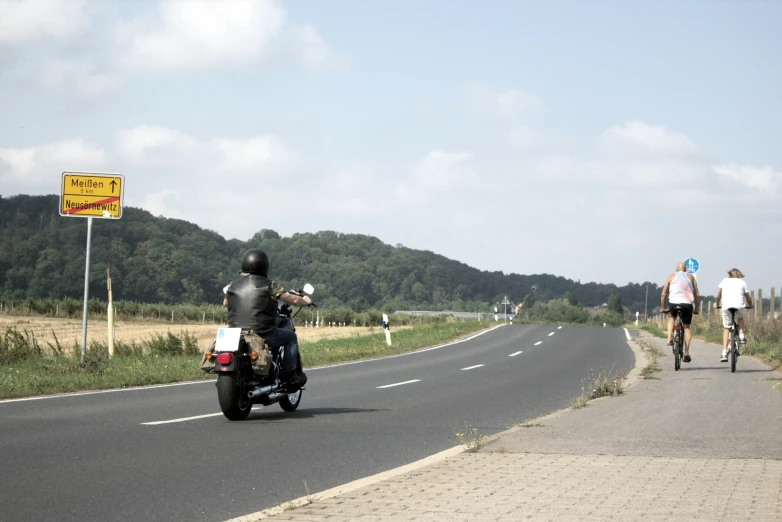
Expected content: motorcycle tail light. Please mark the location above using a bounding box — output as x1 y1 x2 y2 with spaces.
249 352 258 361
216 352 233 365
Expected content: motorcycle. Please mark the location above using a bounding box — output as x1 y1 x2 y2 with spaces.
201 284 315 421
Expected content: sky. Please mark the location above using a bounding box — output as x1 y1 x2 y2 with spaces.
1 0 781 296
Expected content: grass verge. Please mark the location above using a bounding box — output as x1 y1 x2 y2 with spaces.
638 340 663 380
300 320 489 367
636 323 665 339
570 365 625 409
0 320 492 399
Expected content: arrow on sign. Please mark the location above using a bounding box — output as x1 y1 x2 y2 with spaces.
110 180 117 193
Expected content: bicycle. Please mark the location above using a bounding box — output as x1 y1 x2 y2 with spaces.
725 307 741 373
664 306 685 371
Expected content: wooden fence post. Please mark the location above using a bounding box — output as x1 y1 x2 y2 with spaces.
751 290 756 317
758 288 763 319
771 287 776 318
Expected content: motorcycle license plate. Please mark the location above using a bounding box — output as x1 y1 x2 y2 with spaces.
214 328 242 352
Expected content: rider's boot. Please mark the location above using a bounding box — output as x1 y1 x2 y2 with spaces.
282 371 307 392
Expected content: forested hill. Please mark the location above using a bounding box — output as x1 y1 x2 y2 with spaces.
1 194 661 313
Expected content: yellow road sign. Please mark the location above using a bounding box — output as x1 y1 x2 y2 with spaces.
60 172 125 219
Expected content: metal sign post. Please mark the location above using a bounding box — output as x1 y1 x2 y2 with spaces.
80 217 93 360
60 171 125 361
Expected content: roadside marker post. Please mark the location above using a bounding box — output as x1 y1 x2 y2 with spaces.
59 172 125 361
382 314 392 346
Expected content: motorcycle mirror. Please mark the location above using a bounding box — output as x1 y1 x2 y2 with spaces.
303 283 315 295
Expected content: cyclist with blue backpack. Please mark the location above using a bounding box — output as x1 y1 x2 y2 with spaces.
661 261 701 362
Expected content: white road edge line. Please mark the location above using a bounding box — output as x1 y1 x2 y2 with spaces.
534 341 543 346
1 324 508 405
623 328 632 341
376 379 421 389
548 332 555 337
558 326 563 330
142 412 224 425
0 379 214 405
509 351 523 357
461 364 484 371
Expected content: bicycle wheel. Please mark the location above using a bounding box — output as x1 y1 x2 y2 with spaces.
730 332 737 373
673 337 681 371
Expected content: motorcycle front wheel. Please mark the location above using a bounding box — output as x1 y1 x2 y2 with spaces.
217 373 252 421
279 389 302 412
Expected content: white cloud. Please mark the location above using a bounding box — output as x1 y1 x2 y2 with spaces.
116 125 292 181
0 139 107 193
410 150 476 190
599 121 701 158
116 126 198 165
466 84 542 121
211 135 291 172
393 151 478 205
0 0 91 46
139 189 185 219
713 164 782 195
314 161 392 216
508 125 546 150
40 59 119 97
292 24 348 71
118 0 286 71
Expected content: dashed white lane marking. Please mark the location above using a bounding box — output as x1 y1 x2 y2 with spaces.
509 351 523 357
623 328 632 341
377 379 421 389
558 326 563 330
461 364 484 371
548 332 555 337
534 341 543 346
142 412 224 425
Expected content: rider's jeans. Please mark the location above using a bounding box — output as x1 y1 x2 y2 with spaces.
262 328 299 375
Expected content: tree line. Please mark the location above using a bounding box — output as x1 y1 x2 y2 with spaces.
1 194 663 313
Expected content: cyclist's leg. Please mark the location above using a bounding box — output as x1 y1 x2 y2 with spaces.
736 312 746 342
681 305 693 356
666 313 674 345
721 309 731 351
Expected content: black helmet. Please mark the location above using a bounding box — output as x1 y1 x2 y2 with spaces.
241 248 270 276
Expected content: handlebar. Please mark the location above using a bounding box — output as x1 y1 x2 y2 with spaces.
289 289 316 307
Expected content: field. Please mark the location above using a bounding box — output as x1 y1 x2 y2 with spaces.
0 316 397 355
0 316 487 399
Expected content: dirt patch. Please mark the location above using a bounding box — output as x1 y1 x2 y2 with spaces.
0 316 395 355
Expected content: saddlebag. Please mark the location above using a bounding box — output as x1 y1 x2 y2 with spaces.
200 340 217 373
244 332 272 376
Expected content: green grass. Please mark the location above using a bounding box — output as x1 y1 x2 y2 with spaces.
570 365 625 409
0 320 492 399
1 353 213 399
636 323 666 338
300 320 490 367
637 340 663 380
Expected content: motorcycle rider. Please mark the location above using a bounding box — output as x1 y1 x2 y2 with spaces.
223 248 311 391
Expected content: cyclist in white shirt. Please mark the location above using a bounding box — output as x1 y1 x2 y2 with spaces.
715 268 753 362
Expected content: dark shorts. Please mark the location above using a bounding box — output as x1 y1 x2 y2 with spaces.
669 303 694 325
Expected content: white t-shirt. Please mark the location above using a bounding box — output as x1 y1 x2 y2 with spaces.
718 278 748 309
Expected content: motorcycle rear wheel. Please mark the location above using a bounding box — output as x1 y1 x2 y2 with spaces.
217 374 252 421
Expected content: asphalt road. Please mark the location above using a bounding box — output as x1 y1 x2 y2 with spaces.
0 323 633 522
